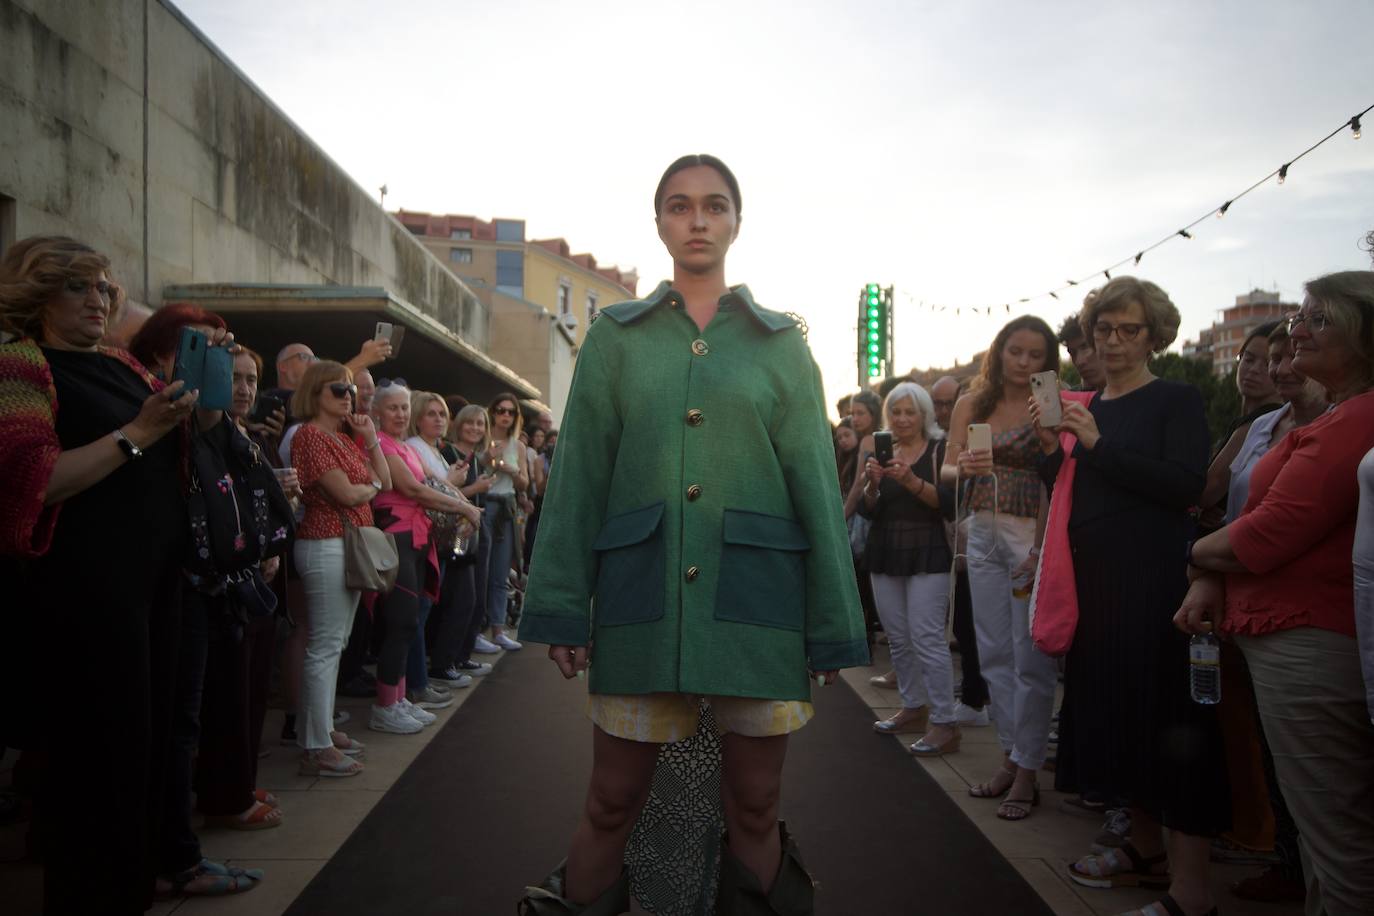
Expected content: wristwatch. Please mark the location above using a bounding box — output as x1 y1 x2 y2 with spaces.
112 428 143 460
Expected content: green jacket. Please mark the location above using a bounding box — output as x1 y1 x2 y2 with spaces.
519 281 869 701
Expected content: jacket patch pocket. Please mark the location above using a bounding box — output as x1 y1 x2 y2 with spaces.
715 509 810 631
592 502 665 626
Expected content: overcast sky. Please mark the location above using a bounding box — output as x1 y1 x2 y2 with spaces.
175 0 1373 410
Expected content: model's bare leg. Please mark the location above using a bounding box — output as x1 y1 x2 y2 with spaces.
564 725 661 904
721 732 789 889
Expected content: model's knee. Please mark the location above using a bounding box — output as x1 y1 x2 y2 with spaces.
583 779 646 836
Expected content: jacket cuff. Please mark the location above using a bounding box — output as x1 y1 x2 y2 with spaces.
807 637 871 671
517 612 590 647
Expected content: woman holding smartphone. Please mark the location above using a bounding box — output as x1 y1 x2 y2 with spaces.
517 155 867 914
942 315 1059 822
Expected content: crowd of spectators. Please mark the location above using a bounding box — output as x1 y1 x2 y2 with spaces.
0 235 557 908
838 264 1374 915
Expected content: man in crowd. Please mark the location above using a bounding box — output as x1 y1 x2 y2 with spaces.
1059 315 1106 391
355 369 376 415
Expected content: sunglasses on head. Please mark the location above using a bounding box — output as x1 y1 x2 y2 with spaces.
492 406 517 416
376 377 408 389
326 382 358 399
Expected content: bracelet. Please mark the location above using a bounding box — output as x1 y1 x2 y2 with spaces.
367 440 381 451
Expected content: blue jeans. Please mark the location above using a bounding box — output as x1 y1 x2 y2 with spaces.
485 499 514 628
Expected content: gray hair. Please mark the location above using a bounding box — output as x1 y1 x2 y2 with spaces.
369 380 411 420
883 381 944 441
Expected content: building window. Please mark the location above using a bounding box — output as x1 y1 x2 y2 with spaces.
494 219 524 242
495 250 524 298
557 281 572 315
449 247 473 264
450 228 471 240
586 291 599 323
405 223 427 235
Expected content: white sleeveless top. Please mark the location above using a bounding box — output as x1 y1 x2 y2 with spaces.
486 437 521 497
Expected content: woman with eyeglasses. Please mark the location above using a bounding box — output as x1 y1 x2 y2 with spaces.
481 392 530 652
1179 271 1374 914
941 314 1059 822
1030 277 1226 916
289 360 391 776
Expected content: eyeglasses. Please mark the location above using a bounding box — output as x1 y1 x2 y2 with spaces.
282 351 318 365
1092 321 1148 342
492 406 517 417
65 278 115 301
1286 311 1328 334
326 382 358 399
376 377 408 388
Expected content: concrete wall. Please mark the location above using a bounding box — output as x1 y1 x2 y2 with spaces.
0 0 490 348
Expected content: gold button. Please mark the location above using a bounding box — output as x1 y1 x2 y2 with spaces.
686 408 704 426
668 298 681 309
686 484 702 501
692 338 710 356
685 566 700 582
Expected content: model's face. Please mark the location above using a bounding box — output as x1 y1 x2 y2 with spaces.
460 414 488 446
656 166 739 275
849 402 875 437
376 392 410 437
1236 335 1278 402
834 426 858 453
1066 338 1106 389
231 352 259 420
277 344 316 389
355 371 376 413
1090 302 1154 374
419 402 448 440
929 381 959 431
491 400 517 432
1001 329 1049 387
887 397 924 441
42 271 114 350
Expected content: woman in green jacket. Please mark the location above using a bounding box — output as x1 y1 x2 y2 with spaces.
517 155 868 915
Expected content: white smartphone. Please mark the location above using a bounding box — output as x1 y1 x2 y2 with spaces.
1030 370 1063 426
374 321 405 357
967 422 992 453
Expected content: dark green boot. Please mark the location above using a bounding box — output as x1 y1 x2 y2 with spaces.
715 821 815 916
517 860 630 916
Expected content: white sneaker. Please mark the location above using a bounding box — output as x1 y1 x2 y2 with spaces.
399 698 437 725
369 703 423 734
493 632 523 651
953 702 990 727
458 660 493 677
472 635 501 655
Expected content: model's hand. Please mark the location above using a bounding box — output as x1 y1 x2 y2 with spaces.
1173 575 1225 635
812 669 839 687
1058 402 1101 451
549 645 590 679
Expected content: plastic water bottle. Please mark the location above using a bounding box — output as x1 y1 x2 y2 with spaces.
1189 625 1221 705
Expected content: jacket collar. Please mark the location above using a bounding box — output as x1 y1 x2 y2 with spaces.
598 281 797 333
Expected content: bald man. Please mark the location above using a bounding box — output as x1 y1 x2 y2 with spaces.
931 376 961 433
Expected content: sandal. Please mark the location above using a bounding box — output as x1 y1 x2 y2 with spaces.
1069 842 1171 889
158 858 263 898
332 731 366 756
997 783 1040 820
969 760 1016 798
204 800 283 831
908 727 962 757
299 752 364 778
253 788 279 807
1115 894 1218 916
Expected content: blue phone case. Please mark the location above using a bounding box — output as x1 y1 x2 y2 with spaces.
171 327 233 410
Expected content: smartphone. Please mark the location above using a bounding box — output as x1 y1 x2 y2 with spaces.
873 430 894 466
967 423 993 453
171 326 232 410
1030 370 1063 426
251 393 285 424
375 321 406 358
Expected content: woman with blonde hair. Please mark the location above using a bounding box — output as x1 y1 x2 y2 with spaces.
290 360 391 771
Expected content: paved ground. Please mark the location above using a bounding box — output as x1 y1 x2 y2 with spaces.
0 643 1303 915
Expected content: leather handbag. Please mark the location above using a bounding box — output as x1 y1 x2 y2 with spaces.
421 476 476 559
337 508 399 593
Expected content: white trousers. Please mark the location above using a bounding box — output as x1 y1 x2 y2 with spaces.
870 572 955 722
295 537 361 752
964 511 1057 769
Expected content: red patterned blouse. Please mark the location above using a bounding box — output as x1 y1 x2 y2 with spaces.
292 422 374 540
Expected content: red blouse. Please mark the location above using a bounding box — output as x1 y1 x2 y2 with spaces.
1225 390 1374 638
292 422 374 540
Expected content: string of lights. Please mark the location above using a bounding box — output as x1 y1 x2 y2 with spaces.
896 102 1371 319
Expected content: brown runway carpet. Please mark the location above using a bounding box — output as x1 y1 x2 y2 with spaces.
284 646 1053 915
